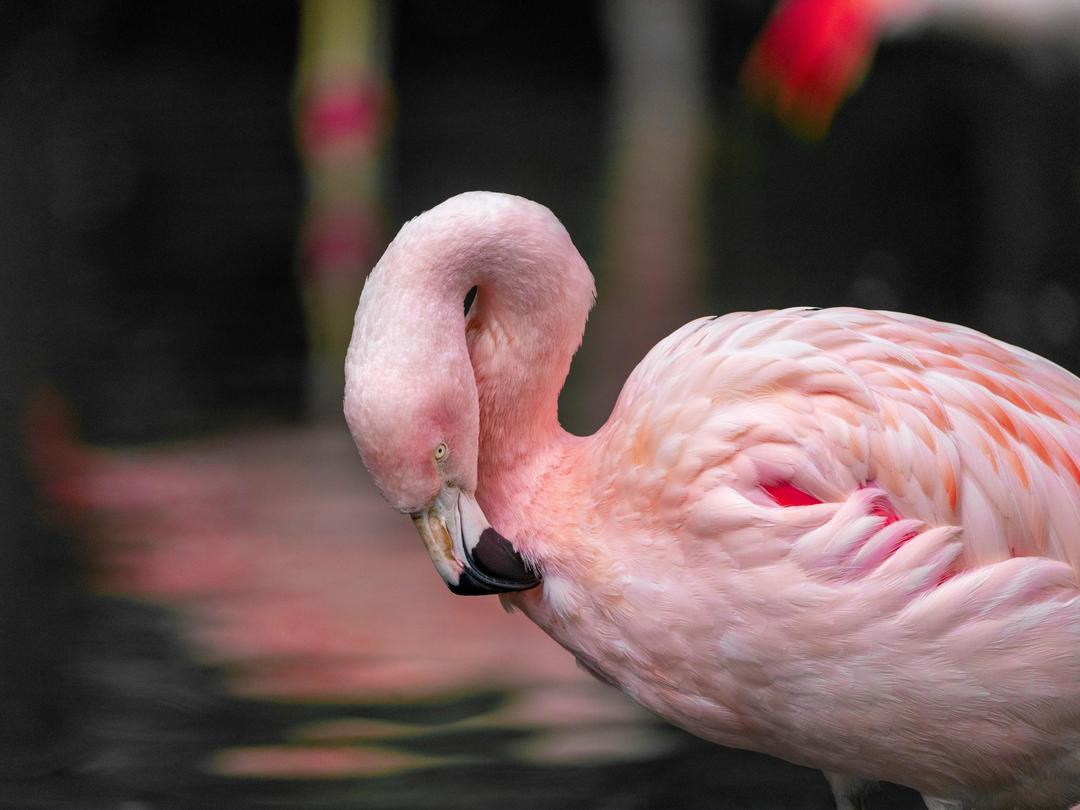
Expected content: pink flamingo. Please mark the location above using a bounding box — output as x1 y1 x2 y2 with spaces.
344 191 1080 809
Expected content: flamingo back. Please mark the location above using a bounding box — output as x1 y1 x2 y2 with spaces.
592 307 1080 579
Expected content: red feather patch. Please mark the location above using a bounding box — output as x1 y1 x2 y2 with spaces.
761 481 822 507
763 480 955 583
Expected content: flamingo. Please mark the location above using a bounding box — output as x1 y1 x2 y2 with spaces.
343 191 1080 809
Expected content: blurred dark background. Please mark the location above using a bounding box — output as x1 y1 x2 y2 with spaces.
9 0 1079 444
3 0 1080 807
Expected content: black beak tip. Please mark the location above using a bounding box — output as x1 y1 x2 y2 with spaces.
447 568 509 596
449 527 541 596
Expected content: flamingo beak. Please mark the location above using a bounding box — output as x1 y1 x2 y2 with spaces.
411 486 541 596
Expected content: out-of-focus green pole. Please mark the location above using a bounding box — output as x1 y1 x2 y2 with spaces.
295 0 389 422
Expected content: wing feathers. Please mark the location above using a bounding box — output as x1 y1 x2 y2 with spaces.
604 307 1080 579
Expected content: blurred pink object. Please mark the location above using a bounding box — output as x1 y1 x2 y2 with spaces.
346 191 1080 808
31 421 590 703
298 82 384 154
742 0 903 137
26 393 663 779
743 0 1080 137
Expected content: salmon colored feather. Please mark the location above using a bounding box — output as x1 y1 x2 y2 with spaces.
344 192 1080 809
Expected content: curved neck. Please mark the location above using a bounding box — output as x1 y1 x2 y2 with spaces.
457 198 594 506
370 192 595 510
466 284 581 506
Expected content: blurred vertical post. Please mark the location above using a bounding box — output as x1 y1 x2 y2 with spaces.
295 0 389 422
578 0 708 427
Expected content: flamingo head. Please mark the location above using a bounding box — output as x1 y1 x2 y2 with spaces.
343 202 542 597
346 363 541 597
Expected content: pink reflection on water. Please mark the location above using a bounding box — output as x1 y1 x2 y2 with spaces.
38 423 675 781
211 744 435 780
56 427 595 702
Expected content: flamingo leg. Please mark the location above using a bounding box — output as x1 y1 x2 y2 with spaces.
825 770 871 809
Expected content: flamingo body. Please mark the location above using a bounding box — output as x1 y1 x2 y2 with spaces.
344 192 1080 808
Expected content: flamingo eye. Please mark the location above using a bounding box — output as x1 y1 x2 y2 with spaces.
434 442 448 462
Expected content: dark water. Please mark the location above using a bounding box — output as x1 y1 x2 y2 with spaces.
4 595 926 810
